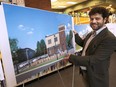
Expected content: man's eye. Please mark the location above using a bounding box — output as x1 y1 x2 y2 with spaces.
90 18 94 21
95 18 100 20
90 18 100 21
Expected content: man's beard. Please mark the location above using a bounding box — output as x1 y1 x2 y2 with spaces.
90 23 104 31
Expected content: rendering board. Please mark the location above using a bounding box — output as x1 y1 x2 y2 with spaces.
0 3 75 87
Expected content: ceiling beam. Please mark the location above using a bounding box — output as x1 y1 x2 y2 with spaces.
63 0 109 13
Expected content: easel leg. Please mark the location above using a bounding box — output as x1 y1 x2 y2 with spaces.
23 83 25 87
0 80 6 87
56 62 66 87
72 65 75 87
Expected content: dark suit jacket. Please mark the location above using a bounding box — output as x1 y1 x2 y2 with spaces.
69 28 116 87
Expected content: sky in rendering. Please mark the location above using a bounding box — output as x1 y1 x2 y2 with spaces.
3 3 73 50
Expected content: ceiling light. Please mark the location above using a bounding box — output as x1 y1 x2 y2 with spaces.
51 0 57 2
67 2 77 4
109 4 112 7
58 6 66 8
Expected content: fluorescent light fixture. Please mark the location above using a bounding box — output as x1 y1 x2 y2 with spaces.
51 0 57 2
67 2 77 4
109 4 112 7
58 6 66 8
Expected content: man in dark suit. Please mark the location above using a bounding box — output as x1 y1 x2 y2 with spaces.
65 7 116 87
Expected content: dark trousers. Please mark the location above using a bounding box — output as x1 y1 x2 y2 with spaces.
80 70 89 87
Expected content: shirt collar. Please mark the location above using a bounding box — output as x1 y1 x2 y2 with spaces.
95 25 106 35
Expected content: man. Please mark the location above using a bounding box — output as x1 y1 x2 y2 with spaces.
65 7 116 87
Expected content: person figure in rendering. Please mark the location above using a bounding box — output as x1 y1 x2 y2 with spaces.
65 7 116 87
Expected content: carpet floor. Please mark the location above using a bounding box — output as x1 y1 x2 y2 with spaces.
20 52 116 87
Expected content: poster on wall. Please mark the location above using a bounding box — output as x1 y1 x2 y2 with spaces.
74 24 92 51
0 3 75 86
106 23 116 36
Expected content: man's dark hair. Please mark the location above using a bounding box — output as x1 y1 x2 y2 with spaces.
89 7 109 19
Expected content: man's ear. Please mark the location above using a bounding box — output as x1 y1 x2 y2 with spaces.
104 17 109 24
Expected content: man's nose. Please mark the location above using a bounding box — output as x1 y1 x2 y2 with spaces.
92 19 97 23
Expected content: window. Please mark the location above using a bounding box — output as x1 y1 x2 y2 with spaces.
54 37 57 42
48 39 51 44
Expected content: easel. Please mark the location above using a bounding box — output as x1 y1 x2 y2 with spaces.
56 64 75 87
0 52 6 87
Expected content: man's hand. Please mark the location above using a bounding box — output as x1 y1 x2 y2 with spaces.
73 30 77 35
64 53 71 60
